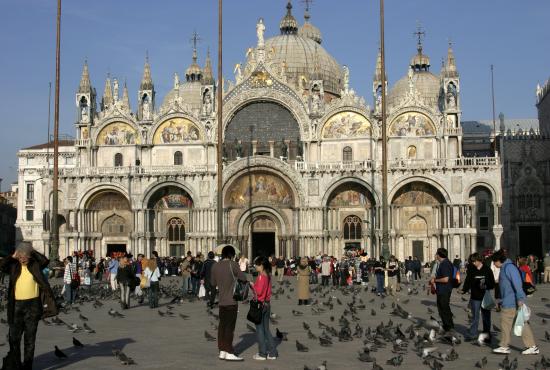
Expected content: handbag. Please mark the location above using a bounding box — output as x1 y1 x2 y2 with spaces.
247 299 263 324
481 290 496 310
229 262 249 301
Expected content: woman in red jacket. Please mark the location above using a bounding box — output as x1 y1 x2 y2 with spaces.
250 256 278 361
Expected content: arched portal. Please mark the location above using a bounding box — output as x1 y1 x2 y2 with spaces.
85 190 132 257
146 185 194 257
324 181 376 257
468 185 494 253
391 181 446 262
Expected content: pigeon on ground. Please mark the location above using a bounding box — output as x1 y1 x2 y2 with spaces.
292 310 304 316
296 340 309 352
319 336 332 347
386 355 403 366
474 356 487 368
276 328 288 341
117 351 136 365
358 351 375 362
79 314 88 321
72 337 84 347
54 346 67 359
204 331 216 341
179 313 190 320
83 323 95 333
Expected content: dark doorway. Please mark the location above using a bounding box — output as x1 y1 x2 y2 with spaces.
412 240 424 262
170 244 185 257
107 244 127 257
252 232 275 259
519 226 542 258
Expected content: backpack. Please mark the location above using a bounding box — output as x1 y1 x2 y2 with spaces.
452 265 461 288
505 264 536 296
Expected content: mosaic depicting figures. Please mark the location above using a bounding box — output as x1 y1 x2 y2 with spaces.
154 194 193 209
226 173 293 207
97 122 139 145
87 192 130 210
389 112 435 137
392 182 443 206
153 118 201 144
322 112 371 139
328 183 372 208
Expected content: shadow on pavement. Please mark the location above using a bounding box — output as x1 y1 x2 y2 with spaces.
33 337 135 370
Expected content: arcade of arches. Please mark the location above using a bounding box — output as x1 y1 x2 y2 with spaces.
63 180 497 261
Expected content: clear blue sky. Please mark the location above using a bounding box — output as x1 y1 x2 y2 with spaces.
0 0 548 187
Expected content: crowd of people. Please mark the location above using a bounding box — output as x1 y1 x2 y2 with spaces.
1 242 549 367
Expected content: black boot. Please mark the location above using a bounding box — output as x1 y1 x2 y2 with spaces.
298 300 303 305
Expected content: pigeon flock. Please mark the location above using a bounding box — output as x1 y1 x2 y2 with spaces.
1 276 550 369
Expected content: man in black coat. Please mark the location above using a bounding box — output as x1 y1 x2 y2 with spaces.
0 242 57 370
201 251 217 308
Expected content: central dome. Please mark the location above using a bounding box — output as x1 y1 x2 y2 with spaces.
264 35 343 95
256 2 343 95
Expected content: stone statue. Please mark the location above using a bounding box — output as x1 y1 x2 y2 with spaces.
407 67 414 94
375 86 382 112
205 121 212 140
296 137 303 157
202 91 213 115
256 18 265 48
174 73 180 89
343 65 350 93
234 139 243 158
280 139 288 158
142 99 151 120
465 206 471 227
81 105 89 123
113 78 119 102
310 92 322 115
446 91 456 108
234 63 242 84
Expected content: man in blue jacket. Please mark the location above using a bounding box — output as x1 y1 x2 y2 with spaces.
491 249 538 355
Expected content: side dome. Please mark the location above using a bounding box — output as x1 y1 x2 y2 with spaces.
388 71 440 108
161 83 202 112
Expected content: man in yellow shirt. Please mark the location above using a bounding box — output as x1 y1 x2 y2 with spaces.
0 242 57 370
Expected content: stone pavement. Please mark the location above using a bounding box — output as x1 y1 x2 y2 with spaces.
1 276 549 370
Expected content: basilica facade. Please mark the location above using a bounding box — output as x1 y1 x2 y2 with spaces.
16 2 502 262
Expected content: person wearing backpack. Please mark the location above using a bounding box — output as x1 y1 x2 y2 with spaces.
430 248 455 336
491 250 539 355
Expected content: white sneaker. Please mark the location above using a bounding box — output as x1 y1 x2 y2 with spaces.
219 351 227 360
224 353 244 361
253 354 266 361
477 333 489 346
493 346 511 354
267 354 278 360
522 346 539 355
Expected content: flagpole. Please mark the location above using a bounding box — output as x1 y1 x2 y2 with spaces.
50 0 61 264
379 0 390 259
216 0 224 245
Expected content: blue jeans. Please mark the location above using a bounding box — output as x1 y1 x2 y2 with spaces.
64 283 76 304
470 299 491 337
191 276 200 295
376 274 385 294
182 276 190 294
255 303 278 357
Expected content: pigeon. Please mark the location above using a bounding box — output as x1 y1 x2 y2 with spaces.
72 337 84 347
296 340 309 352
474 356 487 368
204 331 216 341
386 355 403 366
319 336 332 347
83 323 95 333
276 328 288 341
117 351 136 365
498 355 510 369
179 313 190 320
303 322 310 330
292 310 304 316
372 360 384 370
79 314 88 321
545 331 550 341
358 351 375 362
54 346 67 359
307 330 318 340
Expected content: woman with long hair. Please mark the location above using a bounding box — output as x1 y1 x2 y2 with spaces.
144 258 161 308
296 257 311 305
116 256 134 309
250 256 278 361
